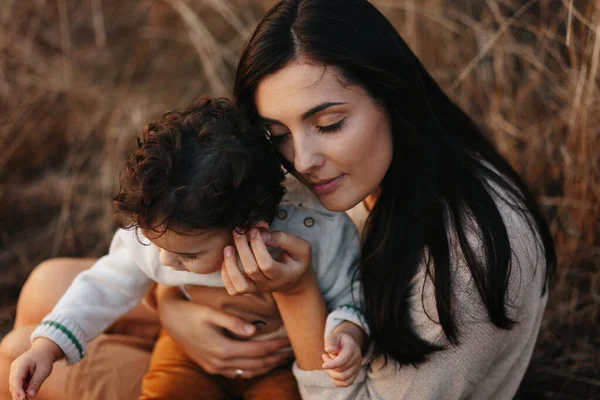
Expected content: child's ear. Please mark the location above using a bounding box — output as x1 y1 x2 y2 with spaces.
253 220 270 231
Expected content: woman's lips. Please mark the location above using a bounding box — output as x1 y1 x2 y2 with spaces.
311 175 345 194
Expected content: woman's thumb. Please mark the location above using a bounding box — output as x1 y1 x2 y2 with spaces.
266 231 311 259
210 308 256 337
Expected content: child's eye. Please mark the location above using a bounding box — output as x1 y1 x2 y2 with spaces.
317 118 346 134
178 254 197 262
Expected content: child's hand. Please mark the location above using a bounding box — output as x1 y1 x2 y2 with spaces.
9 338 63 399
322 329 363 387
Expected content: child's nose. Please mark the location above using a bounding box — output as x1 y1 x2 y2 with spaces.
159 249 177 267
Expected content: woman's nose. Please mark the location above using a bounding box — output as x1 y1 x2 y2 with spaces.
292 135 323 174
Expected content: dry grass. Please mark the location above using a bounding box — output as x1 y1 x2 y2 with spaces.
0 0 598 397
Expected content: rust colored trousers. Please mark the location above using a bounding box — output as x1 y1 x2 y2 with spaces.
138 331 301 400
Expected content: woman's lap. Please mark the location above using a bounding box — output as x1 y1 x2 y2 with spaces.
1 258 160 400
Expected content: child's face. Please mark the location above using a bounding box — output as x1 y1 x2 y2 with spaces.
144 228 233 274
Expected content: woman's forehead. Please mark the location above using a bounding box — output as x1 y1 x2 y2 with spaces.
255 62 358 120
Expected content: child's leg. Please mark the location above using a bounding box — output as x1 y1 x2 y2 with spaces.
242 365 301 400
139 331 227 400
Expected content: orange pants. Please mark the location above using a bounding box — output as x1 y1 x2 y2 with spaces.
138 331 301 400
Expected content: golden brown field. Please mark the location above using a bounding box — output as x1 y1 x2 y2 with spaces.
0 0 598 397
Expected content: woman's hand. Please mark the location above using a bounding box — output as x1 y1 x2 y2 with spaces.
155 285 293 380
221 228 313 296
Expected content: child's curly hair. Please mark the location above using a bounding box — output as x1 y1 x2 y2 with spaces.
114 96 285 235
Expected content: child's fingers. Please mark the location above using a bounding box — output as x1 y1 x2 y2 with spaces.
24 362 52 398
324 367 359 387
324 334 342 354
322 347 351 370
9 361 29 400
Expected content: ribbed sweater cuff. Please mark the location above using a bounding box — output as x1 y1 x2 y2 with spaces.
30 314 86 364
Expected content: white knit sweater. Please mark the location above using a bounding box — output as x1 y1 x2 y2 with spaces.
293 184 549 400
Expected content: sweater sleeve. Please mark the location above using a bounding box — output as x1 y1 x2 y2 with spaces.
293 315 508 400
30 229 155 364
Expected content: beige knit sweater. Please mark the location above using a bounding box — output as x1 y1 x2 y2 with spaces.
293 184 549 399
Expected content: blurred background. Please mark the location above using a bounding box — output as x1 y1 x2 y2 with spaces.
0 0 598 397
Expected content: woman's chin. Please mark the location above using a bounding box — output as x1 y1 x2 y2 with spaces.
316 193 364 213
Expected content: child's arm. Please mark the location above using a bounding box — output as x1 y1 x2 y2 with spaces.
29 229 155 365
9 338 64 400
322 321 367 387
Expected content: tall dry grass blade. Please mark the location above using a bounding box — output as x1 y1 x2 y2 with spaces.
448 0 540 93
203 0 252 39
24 0 47 63
584 14 600 110
91 0 107 48
0 0 16 25
404 0 418 54
566 0 574 47
561 0 599 33
569 65 587 130
161 0 227 94
376 1 460 34
57 0 72 85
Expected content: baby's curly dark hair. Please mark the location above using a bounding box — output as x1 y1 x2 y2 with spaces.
114 96 285 235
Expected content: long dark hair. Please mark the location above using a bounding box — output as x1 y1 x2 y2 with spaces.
233 0 556 365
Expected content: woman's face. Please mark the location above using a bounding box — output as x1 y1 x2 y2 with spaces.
255 61 393 212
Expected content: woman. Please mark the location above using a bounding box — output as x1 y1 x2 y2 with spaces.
222 0 556 398
0 1 555 399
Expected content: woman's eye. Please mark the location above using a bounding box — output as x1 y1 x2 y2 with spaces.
317 118 345 134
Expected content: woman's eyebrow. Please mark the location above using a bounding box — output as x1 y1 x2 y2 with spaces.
259 101 347 125
301 102 347 121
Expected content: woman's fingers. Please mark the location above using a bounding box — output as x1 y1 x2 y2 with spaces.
265 231 311 262
235 229 269 282
204 304 256 338
249 228 280 279
215 350 294 378
222 246 255 294
220 337 292 360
